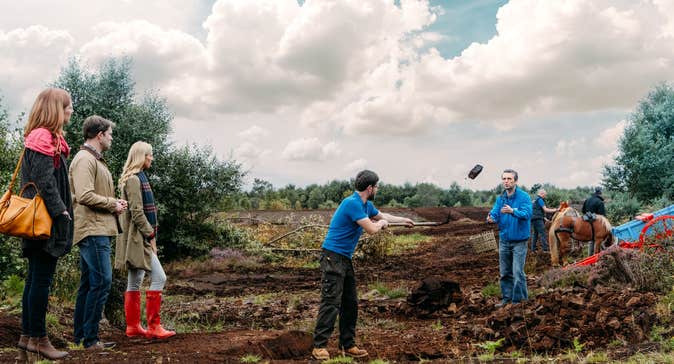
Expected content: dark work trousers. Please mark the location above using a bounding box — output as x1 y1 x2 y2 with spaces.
530 219 549 251
313 249 358 349
22 248 58 337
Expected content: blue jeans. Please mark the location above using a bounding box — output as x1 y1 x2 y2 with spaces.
499 239 528 304
530 219 549 251
73 236 112 347
22 249 58 337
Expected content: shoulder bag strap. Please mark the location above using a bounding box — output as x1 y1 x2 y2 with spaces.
6 149 25 194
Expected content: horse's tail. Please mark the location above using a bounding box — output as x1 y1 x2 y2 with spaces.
549 218 560 266
597 215 614 250
597 215 612 231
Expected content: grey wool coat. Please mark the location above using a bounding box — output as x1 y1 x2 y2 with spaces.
115 175 154 271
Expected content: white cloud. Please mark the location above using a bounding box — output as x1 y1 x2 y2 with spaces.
78 20 208 115
281 137 341 161
235 141 271 161
238 125 270 141
344 158 368 174
408 0 674 124
595 119 627 149
0 26 74 116
555 138 586 157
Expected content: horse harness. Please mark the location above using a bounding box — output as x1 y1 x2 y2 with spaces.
554 212 596 244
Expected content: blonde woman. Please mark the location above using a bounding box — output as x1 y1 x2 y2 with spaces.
115 141 175 339
18 88 73 360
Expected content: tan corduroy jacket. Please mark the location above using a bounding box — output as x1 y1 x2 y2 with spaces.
115 175 154 271
69 146 119 244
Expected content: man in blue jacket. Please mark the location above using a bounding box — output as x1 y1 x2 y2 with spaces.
487 169 532 307
311 170 414 361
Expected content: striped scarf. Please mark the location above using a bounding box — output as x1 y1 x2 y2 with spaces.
137 171 158 237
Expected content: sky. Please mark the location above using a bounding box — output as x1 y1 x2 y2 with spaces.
2 0 672 191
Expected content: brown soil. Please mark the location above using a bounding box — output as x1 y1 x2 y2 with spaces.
0 207 666 362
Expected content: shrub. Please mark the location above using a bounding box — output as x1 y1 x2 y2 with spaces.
481 282 500 298
0 237 25 283
1 274 24 306
606 192 643 224
588 245 674 293
539 266 591 289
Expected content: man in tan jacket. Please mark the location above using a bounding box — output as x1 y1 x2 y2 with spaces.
69 115 127 350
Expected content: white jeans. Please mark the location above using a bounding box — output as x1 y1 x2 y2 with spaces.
126 254 167 291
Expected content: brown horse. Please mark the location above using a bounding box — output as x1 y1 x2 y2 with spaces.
549 207 613 266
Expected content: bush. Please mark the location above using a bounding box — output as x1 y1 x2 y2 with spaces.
540 265 591 289
588 245 674 293
1 274 24 306
51 247 82 303
606 192 643 224
0 237 25 283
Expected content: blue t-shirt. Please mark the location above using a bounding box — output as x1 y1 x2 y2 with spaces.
322 192 380 258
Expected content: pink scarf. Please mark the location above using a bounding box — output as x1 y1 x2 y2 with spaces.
24 128 71 167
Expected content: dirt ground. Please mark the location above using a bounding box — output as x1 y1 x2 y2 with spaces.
0 207 667 362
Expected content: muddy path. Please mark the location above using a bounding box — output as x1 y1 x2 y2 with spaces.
0 207 666 362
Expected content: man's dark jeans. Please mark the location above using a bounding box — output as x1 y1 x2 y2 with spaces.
22 249 58 337
530 219 549 251
313 249 358 349
73 236 112 347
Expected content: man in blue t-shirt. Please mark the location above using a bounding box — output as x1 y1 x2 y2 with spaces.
487 169 532 308
312 170 414 361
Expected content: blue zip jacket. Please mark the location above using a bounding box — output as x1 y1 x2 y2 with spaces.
489 186 532 242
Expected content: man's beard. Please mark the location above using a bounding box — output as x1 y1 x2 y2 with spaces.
367 192 375 201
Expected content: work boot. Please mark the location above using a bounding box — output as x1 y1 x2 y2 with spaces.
85 341 116 350
124 290 148 337
344 346 368 358
145 290 176 339
16 335 28 361
312 347 330 360
27 336 68 360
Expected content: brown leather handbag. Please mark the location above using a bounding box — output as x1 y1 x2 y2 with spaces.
0 150 52 239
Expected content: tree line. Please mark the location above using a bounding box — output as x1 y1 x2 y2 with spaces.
226 178 596 212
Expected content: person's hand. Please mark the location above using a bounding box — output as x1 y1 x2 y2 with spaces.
486 214 495 223
500 204 514 214
114 199 128 214
150 237 157 255
379 219 389 229
401 217 415 228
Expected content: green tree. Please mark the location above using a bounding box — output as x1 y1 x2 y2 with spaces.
56 58 172 176
603 84 674 202
53 57 245 260
0 96 25 282
404 183 442 207
307 187 325 209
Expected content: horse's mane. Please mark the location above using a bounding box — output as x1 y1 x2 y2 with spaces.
553 207 580 223
596 215 612 231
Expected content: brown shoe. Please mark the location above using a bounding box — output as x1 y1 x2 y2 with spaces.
312 347 330 360
344 346 368 358
16 335 29 361
86 341 116 350
26 336 68 360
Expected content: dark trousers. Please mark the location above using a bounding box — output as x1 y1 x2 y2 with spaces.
22 249 58 337
73 236 112 347
530 219 549 251
313 249 358 349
